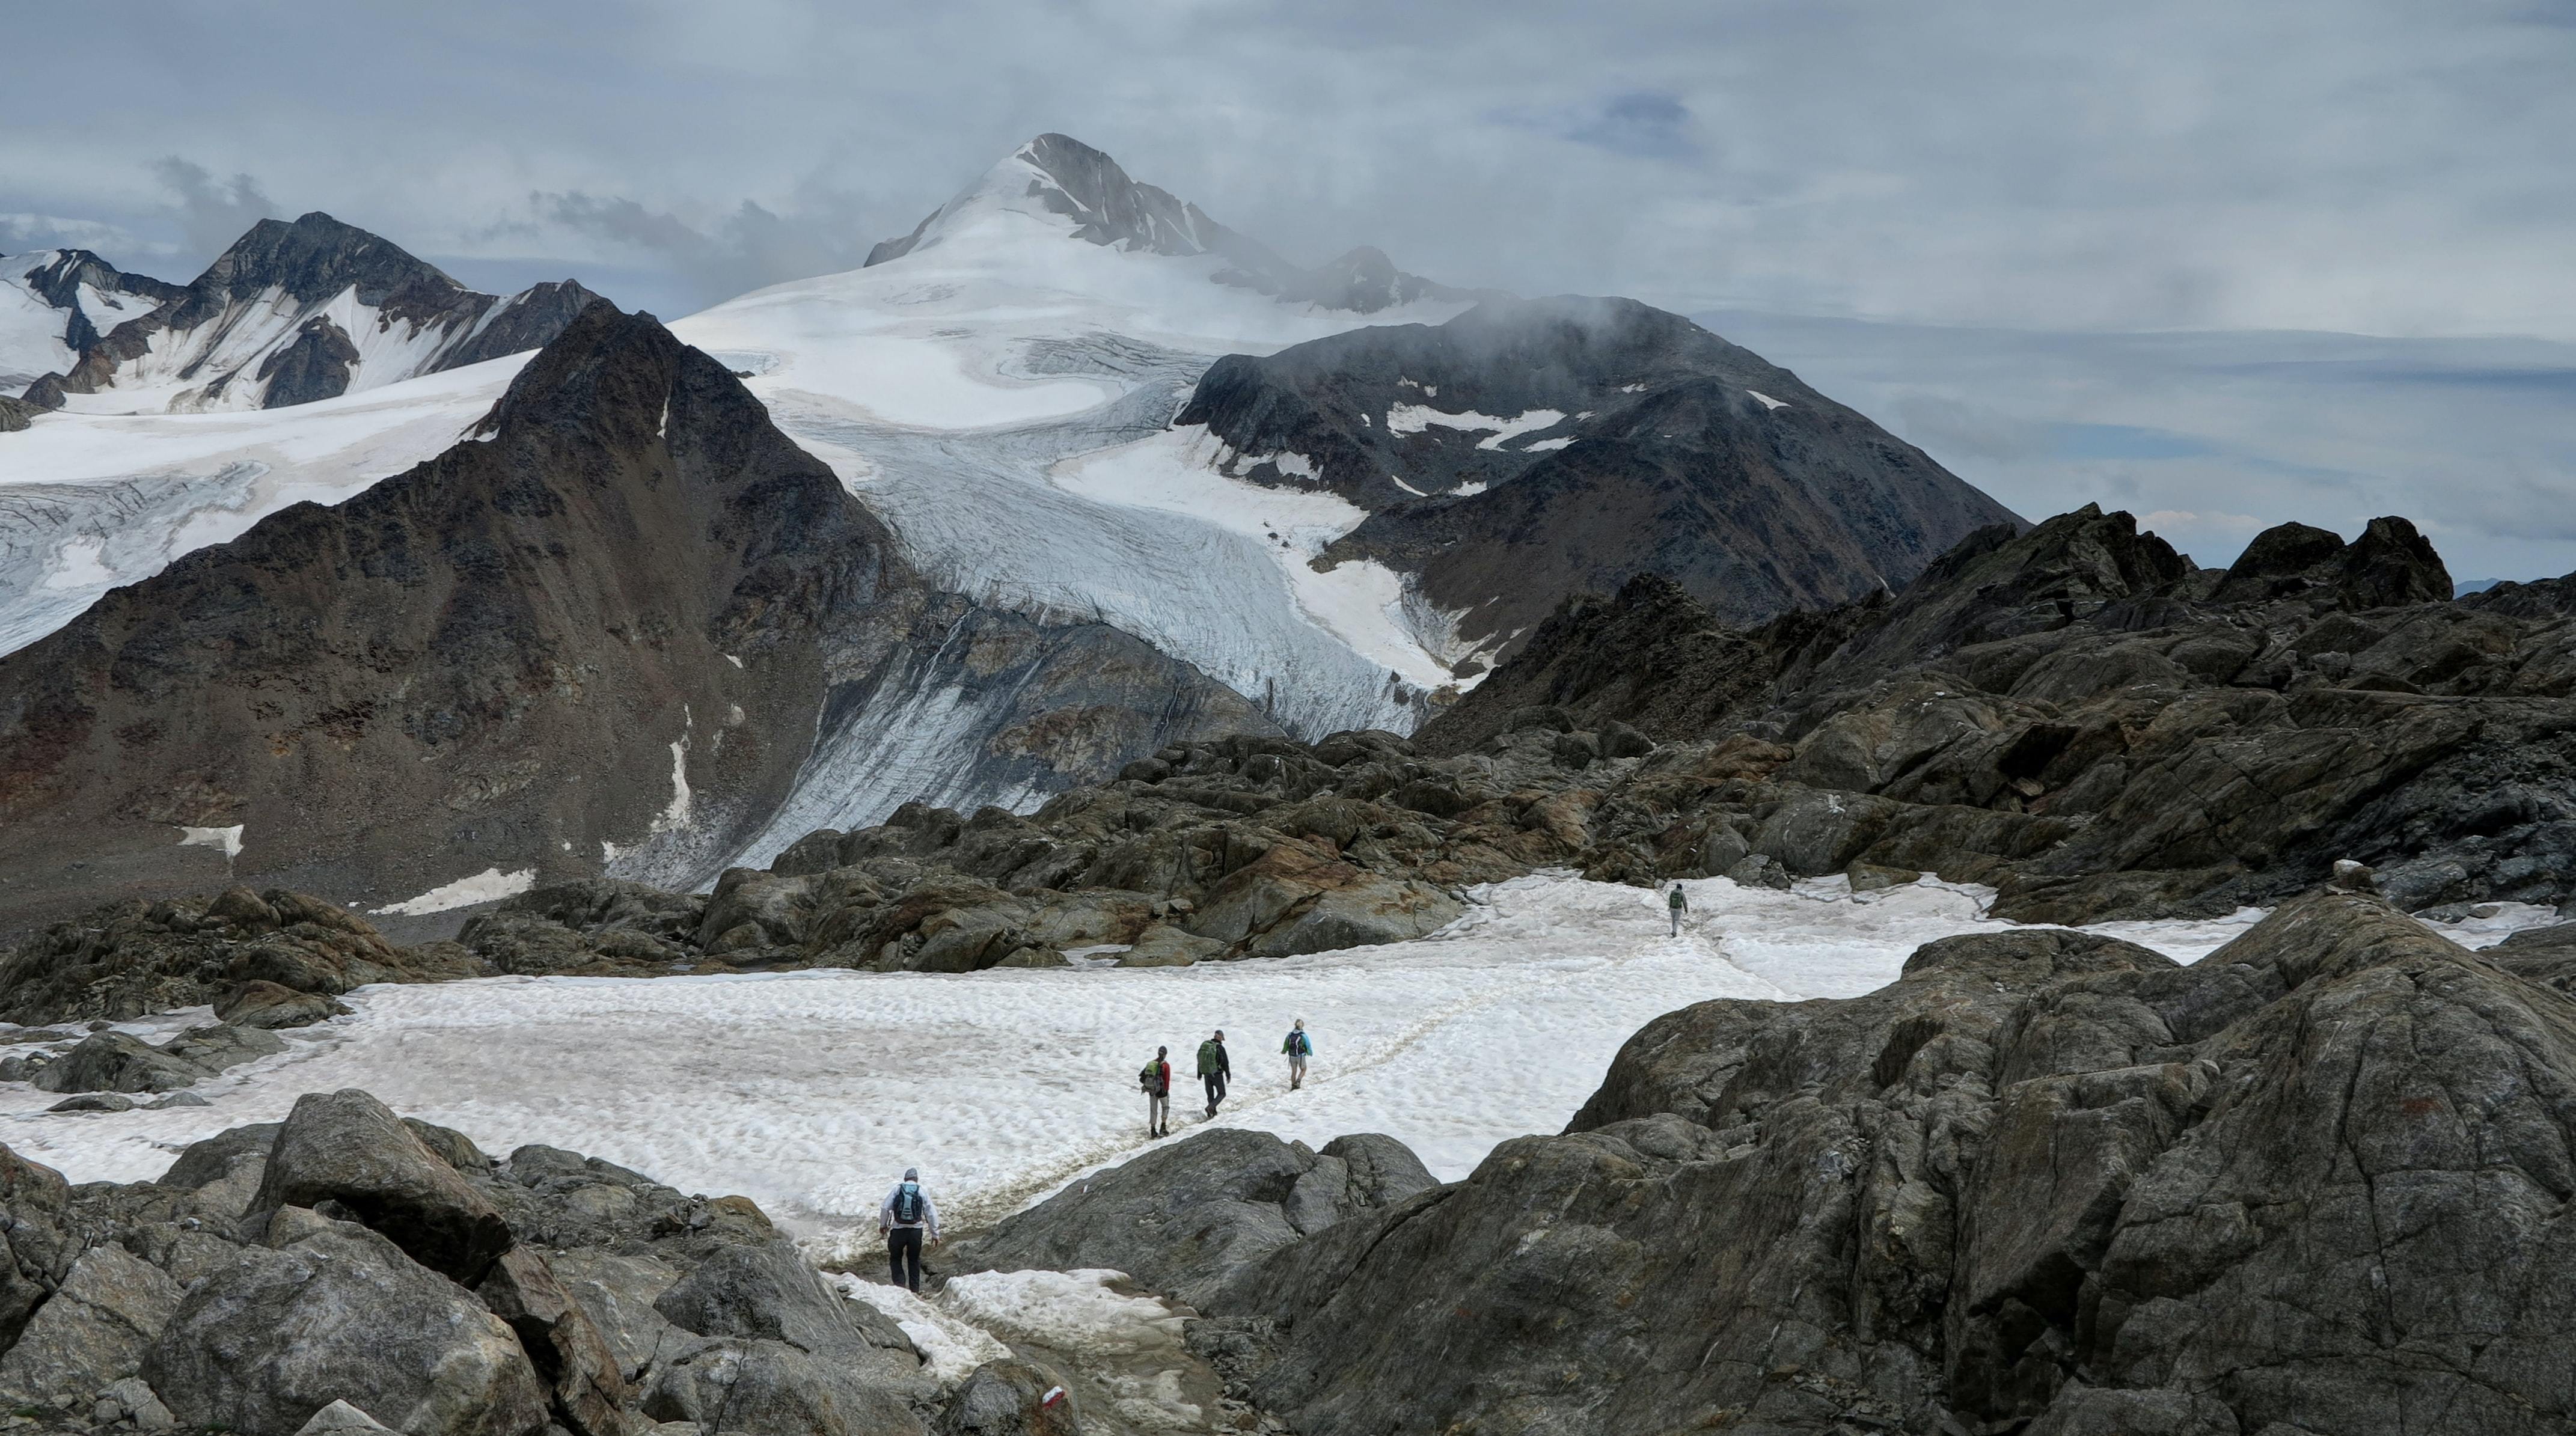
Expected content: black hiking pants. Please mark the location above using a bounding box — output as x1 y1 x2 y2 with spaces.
887 1226 925 1292
1204 1071 1226 1113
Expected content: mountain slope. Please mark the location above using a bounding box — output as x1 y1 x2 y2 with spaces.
1174 294 2023 662
0 249 186 391
16 213 601 414
0 301 1270 927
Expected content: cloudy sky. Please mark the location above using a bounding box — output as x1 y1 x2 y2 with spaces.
5 0 2572 578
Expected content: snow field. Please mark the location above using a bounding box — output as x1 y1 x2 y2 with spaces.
11 873 2527 1269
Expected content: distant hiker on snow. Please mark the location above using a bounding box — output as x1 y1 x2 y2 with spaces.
1282 1019 1312 1090
1140 1045 1173 1138
1667 882 1689 937
878 1166 940 1292
1199 1030 1231 1116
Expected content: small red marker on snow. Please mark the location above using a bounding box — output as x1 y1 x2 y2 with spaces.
1041 1386 1066 1407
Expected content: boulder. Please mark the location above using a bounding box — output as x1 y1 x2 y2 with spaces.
29 1032 211 1095
144 1211 548 1436
652 1241 916 1363
216 980 352 1029
1724 852 1793 890
1754 787 1898 876
160 1123 281 1189
548 1250 682 1386
0 1244 183 1402
0 1143 75 1348
47 1092 138 1113
476 1248 627 1436
1846 861 1922 893
944 1128 1433 1310
1115 924 1223 967
641 1337 923 1436
938 1360 1080 1436
1247 876 1463 958
251 1089 515 1286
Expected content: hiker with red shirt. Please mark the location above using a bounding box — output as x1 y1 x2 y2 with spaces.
1139 1045 1173 1138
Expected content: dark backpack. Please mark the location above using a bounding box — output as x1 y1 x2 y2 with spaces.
893 1183 924 1224
1139 1062 1161 1093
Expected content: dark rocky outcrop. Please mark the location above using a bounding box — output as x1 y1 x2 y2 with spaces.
1411 505 2576 920
0 1096 1017 1435
1179 295 2021 655
996 893 2576 1435
24 1023 281 1095
0 887 479 1021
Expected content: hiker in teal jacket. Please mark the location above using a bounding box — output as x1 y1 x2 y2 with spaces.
1198 1030 1231 1116
1282 1019 1313 1090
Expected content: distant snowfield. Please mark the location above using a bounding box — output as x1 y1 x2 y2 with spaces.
3 874 2541 1262
0 356 524 654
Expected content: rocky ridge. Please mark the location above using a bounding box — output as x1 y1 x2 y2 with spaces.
13 214 603 414
1179 296 2020 661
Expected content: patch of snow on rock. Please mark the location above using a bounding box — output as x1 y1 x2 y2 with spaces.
372 866 535 917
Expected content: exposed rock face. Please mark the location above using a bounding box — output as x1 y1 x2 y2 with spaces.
1035 893 2576 1434
0 302 1264 929
1416 505 2576 919
864 133 1491 314
1178 295 2021 655
13 213 604 413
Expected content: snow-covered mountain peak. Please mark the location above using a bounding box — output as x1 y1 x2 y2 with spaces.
11 213 603 416
865 133 1219 266
861 133 1492 316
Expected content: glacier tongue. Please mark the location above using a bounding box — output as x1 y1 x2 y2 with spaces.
759 338 1428 744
